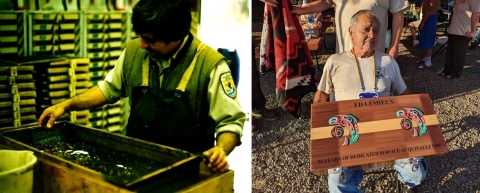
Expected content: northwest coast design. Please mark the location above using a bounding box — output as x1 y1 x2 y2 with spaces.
396 107 427 137
328 114 360 146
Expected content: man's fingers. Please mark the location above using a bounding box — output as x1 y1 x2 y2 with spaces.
212 151 227 167
38 112 49 127
220 163 230 172
215 159 229 171
208 150 219 162
206 150 219 168
47 114 57 128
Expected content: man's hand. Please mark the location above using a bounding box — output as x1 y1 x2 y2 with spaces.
291 6 301 15
465 31 476 38
387 45 399 58
313 90 328 103
203 146 229 172
418 22 424 31
260 0 278 7
38 103 68 128
37 86 108 128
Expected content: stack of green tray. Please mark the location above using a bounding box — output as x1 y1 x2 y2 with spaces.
0 12 25 57
34 57 91 125
0 57 57 127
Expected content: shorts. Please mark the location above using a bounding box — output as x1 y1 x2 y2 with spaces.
410 20 421 27
418 14 438 50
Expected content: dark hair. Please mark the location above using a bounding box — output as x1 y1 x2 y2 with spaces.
132 0 191 43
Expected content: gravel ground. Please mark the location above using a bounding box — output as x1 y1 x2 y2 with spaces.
252 1 480 192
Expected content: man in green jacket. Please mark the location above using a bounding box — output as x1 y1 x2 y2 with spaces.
38 0 246 173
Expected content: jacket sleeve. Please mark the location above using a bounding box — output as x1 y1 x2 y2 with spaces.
97 49 127 104
207 59 246 142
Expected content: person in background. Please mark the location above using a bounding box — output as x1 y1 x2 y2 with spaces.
314 10 427 193
251 43 281 131
416 0 441 69
439 0 480 79
407 0 424 47
261 0 408 58
38 0 246 172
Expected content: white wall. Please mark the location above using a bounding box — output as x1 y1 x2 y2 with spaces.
199 0 252 192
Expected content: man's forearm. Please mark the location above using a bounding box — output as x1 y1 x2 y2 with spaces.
471 13 480 32
60 85 108 111
390 11 404 49
215 132 240 155
296 0 333 15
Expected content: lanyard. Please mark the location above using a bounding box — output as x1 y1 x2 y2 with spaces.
351 50 377 92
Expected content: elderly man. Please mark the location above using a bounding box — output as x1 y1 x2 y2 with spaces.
38 0 245 173
314 10 427 193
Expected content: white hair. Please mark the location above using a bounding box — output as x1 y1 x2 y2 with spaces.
349 10 378 30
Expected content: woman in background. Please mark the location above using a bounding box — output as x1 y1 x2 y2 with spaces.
440 0 480 79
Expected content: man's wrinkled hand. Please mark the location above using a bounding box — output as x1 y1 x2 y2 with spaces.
38 104 67 128
203 146 229 173
260 0 279 7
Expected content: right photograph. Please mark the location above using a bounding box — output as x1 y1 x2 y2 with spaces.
251 0 480 192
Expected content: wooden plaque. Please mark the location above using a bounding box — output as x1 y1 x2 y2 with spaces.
310 94 448 175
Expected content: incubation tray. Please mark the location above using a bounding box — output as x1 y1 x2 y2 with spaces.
0 122 203 190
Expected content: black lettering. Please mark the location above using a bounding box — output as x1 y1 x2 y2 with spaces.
319 157 342 164
355 102 363 107
433 144 441 148
342 156 349 160
350 154 365 159
389 99 394 104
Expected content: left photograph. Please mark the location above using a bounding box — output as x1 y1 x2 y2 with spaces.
0 0 252 192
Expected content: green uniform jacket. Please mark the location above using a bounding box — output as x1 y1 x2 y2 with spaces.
98 36 245 142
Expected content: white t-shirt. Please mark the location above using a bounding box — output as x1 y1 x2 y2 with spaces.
317 51 407 102
447 0 480 36
331 0 408 53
